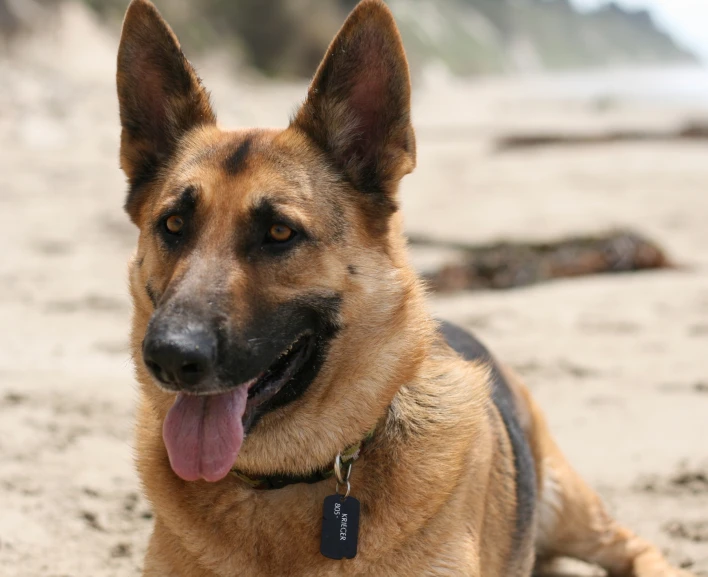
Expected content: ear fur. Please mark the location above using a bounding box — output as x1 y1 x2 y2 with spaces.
291 0 416 206
117 0 216 221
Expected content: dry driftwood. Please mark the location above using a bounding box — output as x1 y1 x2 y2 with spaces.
414 230 671 293
495 122 708 152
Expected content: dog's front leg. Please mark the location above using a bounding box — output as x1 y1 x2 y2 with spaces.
143 519 216 577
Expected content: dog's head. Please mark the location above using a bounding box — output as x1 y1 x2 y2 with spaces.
118 0 428 483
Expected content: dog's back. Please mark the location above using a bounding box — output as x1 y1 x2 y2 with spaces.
440 321 537 568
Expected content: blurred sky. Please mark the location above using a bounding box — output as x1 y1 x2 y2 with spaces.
571 0 708 61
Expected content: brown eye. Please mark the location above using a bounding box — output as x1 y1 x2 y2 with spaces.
268 223 294 243
165 215 184 234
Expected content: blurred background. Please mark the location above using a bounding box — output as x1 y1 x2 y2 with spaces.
1 1 707 575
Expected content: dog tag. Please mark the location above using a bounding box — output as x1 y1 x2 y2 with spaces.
320 494 360 560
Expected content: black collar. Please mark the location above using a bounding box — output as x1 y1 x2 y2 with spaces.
230 428 376 490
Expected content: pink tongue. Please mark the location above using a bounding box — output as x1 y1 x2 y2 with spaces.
163 386 249 482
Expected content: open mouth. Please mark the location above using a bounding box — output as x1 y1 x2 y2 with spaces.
246 333 316 407
160 332 320 483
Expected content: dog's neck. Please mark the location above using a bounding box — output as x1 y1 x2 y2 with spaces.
230 426 377 490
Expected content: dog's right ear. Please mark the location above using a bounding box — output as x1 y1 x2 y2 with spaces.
117 0 215 222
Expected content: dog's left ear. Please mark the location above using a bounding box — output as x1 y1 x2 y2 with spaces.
291 0 415 201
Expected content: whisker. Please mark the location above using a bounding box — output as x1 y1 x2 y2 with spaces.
246 337 298 344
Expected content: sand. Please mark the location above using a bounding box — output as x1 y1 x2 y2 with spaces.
1 4 706 576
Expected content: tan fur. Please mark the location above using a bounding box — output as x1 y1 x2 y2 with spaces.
117 1 694 575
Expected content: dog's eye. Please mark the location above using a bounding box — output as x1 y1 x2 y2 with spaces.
267 224 295 243
165 215 184 235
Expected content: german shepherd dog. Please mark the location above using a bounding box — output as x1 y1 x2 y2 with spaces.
117 1 693 575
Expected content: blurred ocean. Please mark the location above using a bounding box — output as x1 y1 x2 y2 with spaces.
509 65 708 106
409 64 708 132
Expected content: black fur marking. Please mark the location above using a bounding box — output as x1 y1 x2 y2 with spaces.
347 265 357 275
124 152 161 220
145 283 159 308
243 294 342 431
224 137 253 175
438 321 536 564
357 159 385 196
169 186 198 214
357 191 397 237
240 198 308 258
154 186 198 250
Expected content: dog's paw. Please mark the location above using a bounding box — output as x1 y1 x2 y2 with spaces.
630 555 696 577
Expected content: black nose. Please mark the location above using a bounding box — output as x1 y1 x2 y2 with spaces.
143 325 217 390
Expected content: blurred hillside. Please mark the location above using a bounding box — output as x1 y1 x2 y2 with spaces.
393 0 697 75
0 0 697 78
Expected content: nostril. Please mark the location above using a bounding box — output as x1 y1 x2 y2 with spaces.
145 359 164 378
181 362 203 375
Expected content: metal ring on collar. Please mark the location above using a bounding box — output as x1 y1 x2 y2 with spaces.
334 453 352 499
334 453 352 485
335 479 351 500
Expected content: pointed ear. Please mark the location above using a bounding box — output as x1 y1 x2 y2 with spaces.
117 0 216 221
291 0 415 201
